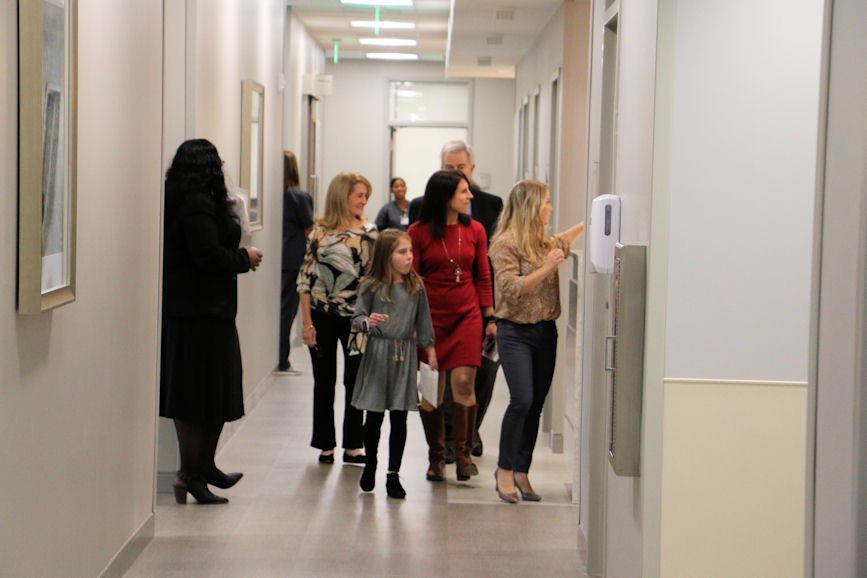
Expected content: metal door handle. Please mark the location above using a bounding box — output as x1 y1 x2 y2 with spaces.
604 336 615 371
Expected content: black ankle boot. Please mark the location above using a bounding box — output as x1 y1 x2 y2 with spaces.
360 458 377 492
204 468 243 489
173 471 228 505
386 472 406 499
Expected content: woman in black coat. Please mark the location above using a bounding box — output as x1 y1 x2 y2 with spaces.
160 139 263 504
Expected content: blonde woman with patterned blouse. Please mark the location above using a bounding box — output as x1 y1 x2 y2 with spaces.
298 172 378 465
488 180 583 503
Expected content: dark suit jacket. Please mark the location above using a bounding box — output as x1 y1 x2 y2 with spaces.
162 192 251 320
408 184 503 246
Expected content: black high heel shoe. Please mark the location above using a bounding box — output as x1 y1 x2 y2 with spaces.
204 468 243 489
173 471 228 505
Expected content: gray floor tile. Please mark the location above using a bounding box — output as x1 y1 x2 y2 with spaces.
125 351 589 577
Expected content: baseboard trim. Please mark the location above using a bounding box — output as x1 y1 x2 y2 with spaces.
99 514 154 578
551 432 565 453
663 377 808 388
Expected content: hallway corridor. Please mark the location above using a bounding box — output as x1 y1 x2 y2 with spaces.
125 351 588 577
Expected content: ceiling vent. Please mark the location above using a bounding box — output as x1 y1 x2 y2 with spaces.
477 56 492 66
486 35 503 45
495 8 515 21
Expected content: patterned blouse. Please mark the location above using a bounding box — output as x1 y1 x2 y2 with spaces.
489 231 571 324
296 222 378 317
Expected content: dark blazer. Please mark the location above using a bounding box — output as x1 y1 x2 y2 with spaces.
409 183 503 246
162 192 251 319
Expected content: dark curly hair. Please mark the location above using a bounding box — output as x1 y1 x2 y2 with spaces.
165 139 231 218
417 169 471 238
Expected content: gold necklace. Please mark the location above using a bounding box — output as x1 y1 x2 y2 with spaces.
440 225 462 282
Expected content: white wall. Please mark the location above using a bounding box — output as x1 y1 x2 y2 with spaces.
193 0 286 412
471 78 515 198
513 5 572 453
580 0 654 573
283 9 325 165
605 0 659 574
321 59 515 216
0 1 163 575
646 0 824 575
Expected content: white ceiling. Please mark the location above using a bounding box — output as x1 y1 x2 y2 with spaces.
288 0 563 78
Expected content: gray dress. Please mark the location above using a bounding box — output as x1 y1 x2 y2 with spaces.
351 279 435 412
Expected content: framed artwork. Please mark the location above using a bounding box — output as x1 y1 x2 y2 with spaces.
18 0 78 313
241 79 264 231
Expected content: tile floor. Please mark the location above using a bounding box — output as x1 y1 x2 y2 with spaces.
125 351 590 577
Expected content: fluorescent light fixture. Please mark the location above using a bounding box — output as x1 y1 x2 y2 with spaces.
352 20 415 30
366 52 419 61
341 0 413 6
359 38 417 47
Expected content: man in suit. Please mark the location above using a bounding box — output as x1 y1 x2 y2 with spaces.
409 140 503 460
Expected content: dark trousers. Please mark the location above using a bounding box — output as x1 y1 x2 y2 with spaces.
278 268 300 369
363 410 408 472
309 310 363 450
496 320 557 472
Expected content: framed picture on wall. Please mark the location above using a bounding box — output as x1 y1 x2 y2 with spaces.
241 79 265 231
18 0 78 313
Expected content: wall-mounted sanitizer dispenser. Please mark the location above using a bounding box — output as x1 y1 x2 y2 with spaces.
589 194 621 274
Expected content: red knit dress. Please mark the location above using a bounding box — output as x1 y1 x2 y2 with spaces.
408 220 493 371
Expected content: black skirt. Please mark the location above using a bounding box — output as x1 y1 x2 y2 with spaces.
160 317 245 422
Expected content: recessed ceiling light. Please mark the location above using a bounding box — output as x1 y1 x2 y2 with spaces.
351 20 415 30
342 0 413 6
359 38 417 47
366 52 419 61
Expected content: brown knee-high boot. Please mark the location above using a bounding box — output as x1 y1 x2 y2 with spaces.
419 406 445 481
452 402 479 481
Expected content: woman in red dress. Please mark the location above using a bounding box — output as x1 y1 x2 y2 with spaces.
408 170 496 482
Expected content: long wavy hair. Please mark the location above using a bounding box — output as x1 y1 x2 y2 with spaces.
317 172 371 231
165 139 231 218
492 180 552 264
416 169 471 238
362 229 423 300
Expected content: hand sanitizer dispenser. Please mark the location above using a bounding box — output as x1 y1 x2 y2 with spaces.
589 194 621 274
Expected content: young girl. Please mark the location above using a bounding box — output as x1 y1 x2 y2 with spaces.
351 229 437 499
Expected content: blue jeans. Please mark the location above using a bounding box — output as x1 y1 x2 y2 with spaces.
496 320 557 472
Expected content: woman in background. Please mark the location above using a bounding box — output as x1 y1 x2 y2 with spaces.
408 169 495 482
160 138 263 504
488 180 583 503
298 172 378 465
276 151 314 375
375 177 410 231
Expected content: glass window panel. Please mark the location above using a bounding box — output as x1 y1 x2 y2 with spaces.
389 81 469 124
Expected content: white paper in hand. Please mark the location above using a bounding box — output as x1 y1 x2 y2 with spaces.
417 362 438 408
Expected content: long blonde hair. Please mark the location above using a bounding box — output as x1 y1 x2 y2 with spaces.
491 180 551 264
317 172 371 231
362 229 423 300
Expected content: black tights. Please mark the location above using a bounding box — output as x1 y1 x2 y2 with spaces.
363 411 408 472
174 419 224 475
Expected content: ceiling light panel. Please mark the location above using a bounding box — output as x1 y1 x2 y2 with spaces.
351 20 416 30
341 0 413 6
359 38 418 47
366 52 419 60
